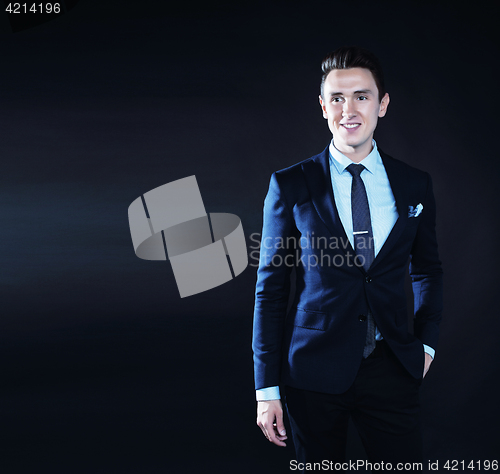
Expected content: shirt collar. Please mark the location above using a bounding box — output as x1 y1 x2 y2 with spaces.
329 139 380 176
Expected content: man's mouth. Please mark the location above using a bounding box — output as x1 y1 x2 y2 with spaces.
341 123 361 129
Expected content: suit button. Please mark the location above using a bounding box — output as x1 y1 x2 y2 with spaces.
358 314 366 322
365 276 372 283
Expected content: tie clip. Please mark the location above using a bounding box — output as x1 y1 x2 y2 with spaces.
353 231 368 235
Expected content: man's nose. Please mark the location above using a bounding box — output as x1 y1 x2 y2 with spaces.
342 100 356 117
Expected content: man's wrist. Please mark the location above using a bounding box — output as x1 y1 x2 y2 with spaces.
423 343 435 359
256 386 280 401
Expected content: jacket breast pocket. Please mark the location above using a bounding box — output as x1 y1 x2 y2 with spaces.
290 308 329 331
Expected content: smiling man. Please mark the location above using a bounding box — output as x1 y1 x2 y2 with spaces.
253 46 443 467
320 67 388 162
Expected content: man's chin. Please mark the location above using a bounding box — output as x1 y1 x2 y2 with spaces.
333 139 362 151
333 135 373 150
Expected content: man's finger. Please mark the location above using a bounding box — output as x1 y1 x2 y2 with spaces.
266 421 287 446
273 423 288 441
260 420 286 446
276 412 286 434
256 400 286 446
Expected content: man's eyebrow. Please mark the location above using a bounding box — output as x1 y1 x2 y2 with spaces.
329 89 374 96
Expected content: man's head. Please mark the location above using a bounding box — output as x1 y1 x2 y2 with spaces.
320 46 386 102
319 46 390 160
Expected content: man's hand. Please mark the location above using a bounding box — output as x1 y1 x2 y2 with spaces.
257 400 287 447
423 352 433 378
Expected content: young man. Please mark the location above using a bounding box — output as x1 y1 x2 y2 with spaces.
252 46 443 464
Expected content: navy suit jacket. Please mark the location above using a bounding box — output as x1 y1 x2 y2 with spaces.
252 145 443 395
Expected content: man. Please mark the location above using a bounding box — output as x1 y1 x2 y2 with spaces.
252 46 443 465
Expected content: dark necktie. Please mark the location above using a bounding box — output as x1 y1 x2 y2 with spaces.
346 164 376 358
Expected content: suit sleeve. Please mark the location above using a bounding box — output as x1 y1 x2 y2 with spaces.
409 173 443 350
252 172 296 390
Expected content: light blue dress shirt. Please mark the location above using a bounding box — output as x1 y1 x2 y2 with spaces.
256 140 434 402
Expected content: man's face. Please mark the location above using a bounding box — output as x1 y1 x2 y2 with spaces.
319 67 389 158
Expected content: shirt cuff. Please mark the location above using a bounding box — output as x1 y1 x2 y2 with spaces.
256 386 281 401
423 344 435 359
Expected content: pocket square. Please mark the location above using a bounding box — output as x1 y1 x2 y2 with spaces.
408 203 423 218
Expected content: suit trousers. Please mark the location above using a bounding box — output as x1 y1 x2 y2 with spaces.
285 340 423 466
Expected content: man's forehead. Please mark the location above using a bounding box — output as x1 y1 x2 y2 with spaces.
324 67 376 93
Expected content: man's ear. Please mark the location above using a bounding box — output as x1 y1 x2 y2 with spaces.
319 95 328 119
378 93 390 118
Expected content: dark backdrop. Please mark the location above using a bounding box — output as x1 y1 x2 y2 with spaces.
1 1 498 472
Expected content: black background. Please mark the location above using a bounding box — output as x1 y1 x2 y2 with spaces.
1 1 499 472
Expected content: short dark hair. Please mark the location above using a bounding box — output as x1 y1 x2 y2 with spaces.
320 46 386 102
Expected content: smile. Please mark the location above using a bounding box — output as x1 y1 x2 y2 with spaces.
342 123 361 129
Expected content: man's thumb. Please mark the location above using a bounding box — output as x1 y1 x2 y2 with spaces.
277 415 286 435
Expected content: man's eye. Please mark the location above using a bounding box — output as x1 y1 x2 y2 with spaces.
358 96 367 100
332 97 343 102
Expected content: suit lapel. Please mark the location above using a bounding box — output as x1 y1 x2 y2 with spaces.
300 146 409 272
301 147 355 255
369 150 409 271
